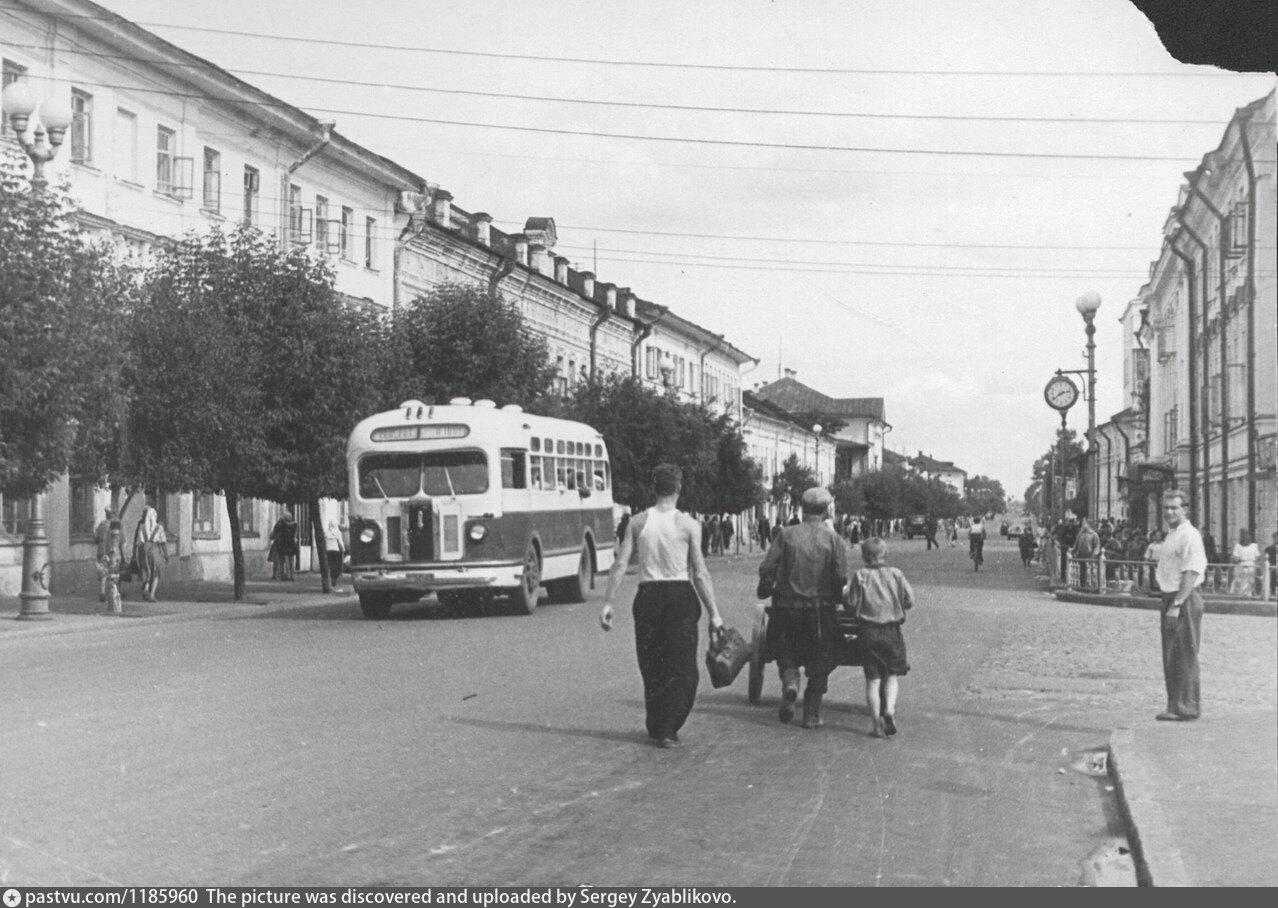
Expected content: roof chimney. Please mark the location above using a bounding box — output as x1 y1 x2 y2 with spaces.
512 234 529 266
431 189 453 226
580 271 595 300
473 212 492 247
554 255 569 284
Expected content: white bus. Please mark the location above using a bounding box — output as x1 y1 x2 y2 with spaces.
346 398 617 619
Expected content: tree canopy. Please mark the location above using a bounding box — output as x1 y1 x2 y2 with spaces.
388 282 558 408
537 373 763 514
0 150 133 499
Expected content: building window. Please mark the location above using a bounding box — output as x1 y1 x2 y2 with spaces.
645 347 659 379
114 108 138 182
1 494 34 536
288 183 312 244
69 479 97 537
202 147 221 212
2 59 27 138
70 89 93 165
315 195 329 251
238 497 257 536
156 125 175 193
364 216 377 268
340 206 353 260
193 492 218 536
242 165 259 226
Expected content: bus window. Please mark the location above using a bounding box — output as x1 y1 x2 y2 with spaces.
501 449 528 489
422 451 488 495
594 465 607 491
530 437 540 453
565 462 577 490
556 439 565 455
556 462 567 489
359 453 422 499
530 458 543 489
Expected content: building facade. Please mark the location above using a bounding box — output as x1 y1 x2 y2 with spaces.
1 0 427 595
747 374 889 483
1121 89 1276 545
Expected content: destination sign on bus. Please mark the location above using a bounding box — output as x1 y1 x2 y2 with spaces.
370 424 470 443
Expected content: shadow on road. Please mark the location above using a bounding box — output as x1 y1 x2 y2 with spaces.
447 714 648 746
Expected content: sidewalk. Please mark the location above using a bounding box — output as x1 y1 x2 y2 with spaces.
1109 710 1278 886
6 571 1276 887
0 574 353 639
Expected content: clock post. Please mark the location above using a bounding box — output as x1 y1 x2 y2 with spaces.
1044 373 1079 527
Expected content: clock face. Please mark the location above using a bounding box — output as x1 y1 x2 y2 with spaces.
1044 376 1079 411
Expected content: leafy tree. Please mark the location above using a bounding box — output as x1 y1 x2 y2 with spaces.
538 373 762 514
129 227 340 600
1025 428 1086 523
771 453 818 514
388 282 558 407
833 464 963 521
965 474 1007 517
0 149 133 500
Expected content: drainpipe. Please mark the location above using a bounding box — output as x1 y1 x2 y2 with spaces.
281 120 335 252
1238 112 1258 538
698 334 726 406
1099 428 1112 520
1168 228 1199 521
631 306 669 378
1179 212 1212 531
1187 175 1229 543
487 243 518 302
588 304 612 380
1113 417 1131 522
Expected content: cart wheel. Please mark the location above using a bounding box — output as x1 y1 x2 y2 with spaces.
747 606 768 705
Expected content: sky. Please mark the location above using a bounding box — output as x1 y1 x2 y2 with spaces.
89 0 1277 497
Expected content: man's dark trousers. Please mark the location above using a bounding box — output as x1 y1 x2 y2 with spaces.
633 581 701 739
1160 589 1203 717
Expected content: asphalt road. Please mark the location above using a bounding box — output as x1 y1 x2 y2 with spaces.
2 536 1175 887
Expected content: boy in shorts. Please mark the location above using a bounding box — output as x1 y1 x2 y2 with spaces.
845 536 915 737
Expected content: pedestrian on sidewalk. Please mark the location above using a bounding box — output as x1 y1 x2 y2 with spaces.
269 511 298 581
599 463 725 748
1229 528 1260 596
757 513 771 552
756 486 848 729
133 506 169 602
95 507 124 602
325 517 346 592
1154 490 1208 722
924 515 939 550
846 536 914 738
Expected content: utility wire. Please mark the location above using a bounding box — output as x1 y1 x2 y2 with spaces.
0 43 1237 125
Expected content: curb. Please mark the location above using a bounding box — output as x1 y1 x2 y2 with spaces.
1107 727 1193 887
1054 590 1276 617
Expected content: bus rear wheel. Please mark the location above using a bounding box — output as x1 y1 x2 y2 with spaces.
508 542 541 615
358 592 392 620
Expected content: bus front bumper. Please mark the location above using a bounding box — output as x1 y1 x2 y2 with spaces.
351 563 522 594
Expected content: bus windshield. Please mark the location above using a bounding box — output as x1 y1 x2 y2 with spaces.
359 451 488 499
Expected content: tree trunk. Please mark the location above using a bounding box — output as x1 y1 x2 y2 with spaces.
309 497 331 593
225 488 246 601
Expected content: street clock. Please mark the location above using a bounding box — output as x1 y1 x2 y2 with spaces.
1044 374 1079 412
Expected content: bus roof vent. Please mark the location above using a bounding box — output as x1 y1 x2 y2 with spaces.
473 399 497 408
501 404 524 413
449 397 472 406
400 399 426 416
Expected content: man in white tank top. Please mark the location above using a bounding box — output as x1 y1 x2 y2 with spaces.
600 464 724 748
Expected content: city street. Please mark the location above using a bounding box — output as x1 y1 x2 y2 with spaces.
11 536 1273 887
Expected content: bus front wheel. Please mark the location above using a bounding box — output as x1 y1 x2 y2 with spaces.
509 542 542 615
548 543 592 604
358 592 393 620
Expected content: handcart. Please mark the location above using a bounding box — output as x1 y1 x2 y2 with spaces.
746 602 867 704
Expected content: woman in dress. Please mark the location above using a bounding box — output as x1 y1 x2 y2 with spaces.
1230 528 1260 596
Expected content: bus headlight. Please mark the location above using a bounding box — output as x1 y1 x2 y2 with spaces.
468 524 487 542
359 526 377 544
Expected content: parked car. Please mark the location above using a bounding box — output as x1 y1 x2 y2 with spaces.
904 515 928 539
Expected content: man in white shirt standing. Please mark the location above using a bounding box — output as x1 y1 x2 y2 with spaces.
1154 490 1209 721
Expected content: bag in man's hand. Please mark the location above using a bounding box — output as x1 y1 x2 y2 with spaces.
705 625 751 688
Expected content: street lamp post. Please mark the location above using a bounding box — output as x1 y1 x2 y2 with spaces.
1076 291 1102 521
3 81 73 621
812 424 823 485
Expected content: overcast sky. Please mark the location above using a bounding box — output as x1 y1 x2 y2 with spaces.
94 0 1277 497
